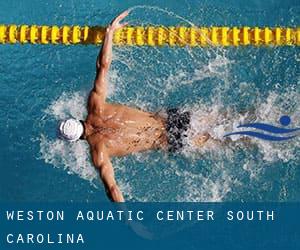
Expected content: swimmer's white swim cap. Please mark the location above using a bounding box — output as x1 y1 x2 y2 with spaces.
58 118 84 142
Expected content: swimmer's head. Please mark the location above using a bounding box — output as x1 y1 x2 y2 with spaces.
57 118 84 142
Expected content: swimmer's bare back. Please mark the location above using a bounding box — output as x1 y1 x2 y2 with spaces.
80 11 168 202
86 102 168 156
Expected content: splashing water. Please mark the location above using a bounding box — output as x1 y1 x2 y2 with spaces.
39 6 300 202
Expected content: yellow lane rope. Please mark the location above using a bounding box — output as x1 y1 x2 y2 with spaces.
0 25 299 46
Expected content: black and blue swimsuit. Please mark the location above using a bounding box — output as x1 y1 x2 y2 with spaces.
166 108 191 153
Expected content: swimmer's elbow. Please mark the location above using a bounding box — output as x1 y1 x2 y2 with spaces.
92 156 104 169
96 57 110 72
100 58 111 70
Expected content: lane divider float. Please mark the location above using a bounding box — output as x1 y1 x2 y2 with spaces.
0 25 299 46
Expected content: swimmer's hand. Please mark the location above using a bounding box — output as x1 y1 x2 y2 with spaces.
107 10 129 33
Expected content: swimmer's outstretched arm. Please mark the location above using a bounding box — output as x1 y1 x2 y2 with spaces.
92 143 125 202
93 11 129 101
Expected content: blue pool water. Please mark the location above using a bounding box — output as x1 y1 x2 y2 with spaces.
0 0 299 202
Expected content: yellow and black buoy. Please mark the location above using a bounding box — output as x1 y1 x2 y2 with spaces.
0 24 299 47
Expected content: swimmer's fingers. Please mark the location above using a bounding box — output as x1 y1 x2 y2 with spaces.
114 10 130 23
110 10 130 30
119 22 129 29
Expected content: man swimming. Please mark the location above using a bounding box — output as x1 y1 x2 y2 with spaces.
58 11 210 202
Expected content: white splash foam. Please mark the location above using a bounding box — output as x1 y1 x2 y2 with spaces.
39 134 97 183
180 89 300 164
45 92 87 120
38 71 300 203
39 92 98 185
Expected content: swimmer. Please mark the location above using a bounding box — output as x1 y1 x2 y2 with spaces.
58 11 211 202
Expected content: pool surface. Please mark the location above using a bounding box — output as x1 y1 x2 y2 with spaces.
0 0 299 202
